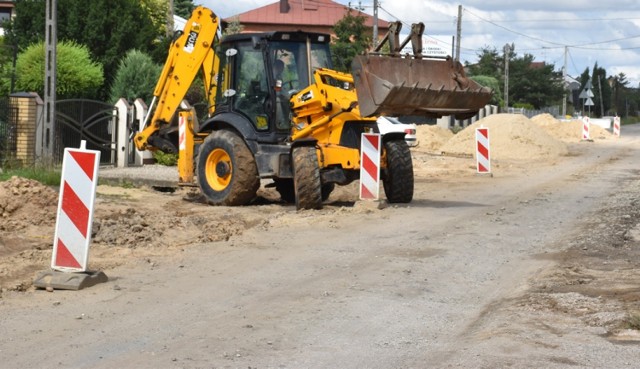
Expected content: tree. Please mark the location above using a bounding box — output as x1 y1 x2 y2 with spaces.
610 73 629 117
508 53 564 110
223 16 244 36
467 46 502 81
5 0 162 100
174 0 195 19
140 0 170 36
109 49 162 104
0 37 17 95
15 41 103 99
471 75 501 106
591 62 611 117
470 46 563 109
331 10 371 72
575 64 611 117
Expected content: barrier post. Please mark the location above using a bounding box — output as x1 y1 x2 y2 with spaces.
613 116 621 137
582 116 591 141
360 133 381 200
33 140 108 290
475 126 491 175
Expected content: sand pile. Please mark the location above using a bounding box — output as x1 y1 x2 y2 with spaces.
530 113 562 126
414 125 454 153
531 113 612 142
439 114 568 160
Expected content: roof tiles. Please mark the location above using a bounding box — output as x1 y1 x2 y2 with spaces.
225 0 389 29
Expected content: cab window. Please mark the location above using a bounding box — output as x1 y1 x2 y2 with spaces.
233 43 270 131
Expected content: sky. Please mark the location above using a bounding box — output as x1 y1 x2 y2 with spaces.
197 0 640 87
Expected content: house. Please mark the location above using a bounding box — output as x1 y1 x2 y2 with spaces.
223 0 389 38
0 0 15 36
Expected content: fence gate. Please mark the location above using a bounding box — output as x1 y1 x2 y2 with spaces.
0 97 18 163
55 99 117 165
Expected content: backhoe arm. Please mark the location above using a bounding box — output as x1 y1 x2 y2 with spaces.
134 6 220 152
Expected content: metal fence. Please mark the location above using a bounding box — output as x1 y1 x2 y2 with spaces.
504 106 560 119
55 99 117 165
0 97 17 163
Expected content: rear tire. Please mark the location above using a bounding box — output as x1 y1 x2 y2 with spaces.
383 139 413 203
197 130 259 205
292 146 322 210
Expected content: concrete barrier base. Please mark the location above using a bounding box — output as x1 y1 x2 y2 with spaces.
33 270 108 291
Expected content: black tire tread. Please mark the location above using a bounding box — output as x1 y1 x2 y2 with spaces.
383 139 414 203
293 146 322 210
197 130 259 206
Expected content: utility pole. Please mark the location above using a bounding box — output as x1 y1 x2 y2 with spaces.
44 0 57 159
372 0 379 47
455 5 462 62
597 75 604 116
503 44 510 110
562 46 567 117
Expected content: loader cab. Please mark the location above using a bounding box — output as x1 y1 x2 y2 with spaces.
214 31 332 138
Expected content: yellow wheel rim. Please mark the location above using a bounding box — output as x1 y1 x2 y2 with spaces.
205 148 232 191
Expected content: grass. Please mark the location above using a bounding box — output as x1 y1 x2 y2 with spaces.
0 166 62 186
624 313 640 330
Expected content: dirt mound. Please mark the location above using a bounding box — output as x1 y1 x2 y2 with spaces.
439 114 568 160
0 177 58 231
531 114 613 142
0 177 59 292
414 125 454 153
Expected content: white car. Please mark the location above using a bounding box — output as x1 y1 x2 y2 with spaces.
376 116 418 147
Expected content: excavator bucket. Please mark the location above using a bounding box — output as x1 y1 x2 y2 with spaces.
352 54 493 120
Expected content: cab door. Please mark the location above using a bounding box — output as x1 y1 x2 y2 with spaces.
229 42 271 132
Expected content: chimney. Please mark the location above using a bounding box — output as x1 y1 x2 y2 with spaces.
280 0 290 13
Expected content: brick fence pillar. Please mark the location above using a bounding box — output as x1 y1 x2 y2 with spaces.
9 92 42 166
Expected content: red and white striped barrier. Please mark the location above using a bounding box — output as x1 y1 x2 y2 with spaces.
360 133 381 200
582 116 591 140
178 114 187 151
475 126 491 174
51 140 100 272
613 116 621 137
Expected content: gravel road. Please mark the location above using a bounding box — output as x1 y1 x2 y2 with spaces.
1 124 639 368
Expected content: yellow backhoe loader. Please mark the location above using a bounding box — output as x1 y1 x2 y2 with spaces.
134 6 492 210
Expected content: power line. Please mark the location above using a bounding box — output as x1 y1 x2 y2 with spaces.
378 5 477 53
463 8 567 46
465 17 640 23
464 8 640 50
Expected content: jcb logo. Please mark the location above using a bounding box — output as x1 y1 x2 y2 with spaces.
184 29 199 54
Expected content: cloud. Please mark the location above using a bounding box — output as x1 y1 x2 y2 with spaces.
194 0 640 85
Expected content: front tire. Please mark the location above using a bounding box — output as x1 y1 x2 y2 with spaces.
197 130 259 205
383 139 414 203
292 146 322 210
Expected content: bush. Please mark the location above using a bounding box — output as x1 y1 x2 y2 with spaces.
470 75 501 106
513 102 535 110
109 49 162 104
152 150 178 166
15 41 104 99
